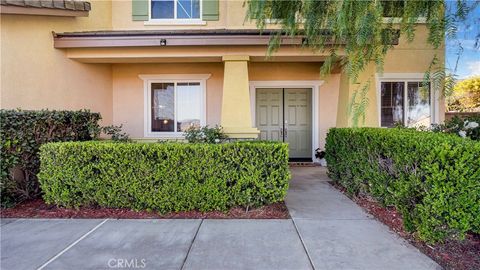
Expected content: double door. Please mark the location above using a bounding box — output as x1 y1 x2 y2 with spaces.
256 88 312 159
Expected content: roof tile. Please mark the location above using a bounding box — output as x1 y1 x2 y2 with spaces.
25 1 42 8
64 0 75 10
40 0 53 8
1 0 91 11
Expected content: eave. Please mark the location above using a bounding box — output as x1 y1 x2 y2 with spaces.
1 0 91 17
1 5 88 16
51 30 354 63
53 30 306 48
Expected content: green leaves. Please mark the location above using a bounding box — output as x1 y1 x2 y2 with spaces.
183 125 227 144
38 141 290 214
246 1 477 98
326 127 480 242
0 109 101 207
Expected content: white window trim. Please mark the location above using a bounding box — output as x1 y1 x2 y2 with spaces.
139 74 210 138
375 73 440 127
249 80 324 162
146 0 205 25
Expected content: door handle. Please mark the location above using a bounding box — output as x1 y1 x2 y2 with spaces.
280 127 283 137
284 127 288 138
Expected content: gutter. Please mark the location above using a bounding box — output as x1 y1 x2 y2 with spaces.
52 30 306 48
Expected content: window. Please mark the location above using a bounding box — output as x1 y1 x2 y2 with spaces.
380 81 432 127
407 82 431 127
380 0 404 18
151 0 201 20
381 82 404 127
141 75 208 137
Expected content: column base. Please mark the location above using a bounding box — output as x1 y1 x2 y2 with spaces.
222 127 260 139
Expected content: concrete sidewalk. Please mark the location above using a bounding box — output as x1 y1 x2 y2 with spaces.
1 167 440 270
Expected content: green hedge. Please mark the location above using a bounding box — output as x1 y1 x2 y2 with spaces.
0 109 101 206
38 141 290 212
326 128 480 242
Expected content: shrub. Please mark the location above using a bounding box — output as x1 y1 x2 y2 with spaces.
326 128 480 242
0 109 101 206
98 125 132 142
38 141 290 213
432 115 480 140
447 76 480 112
183 125 227 143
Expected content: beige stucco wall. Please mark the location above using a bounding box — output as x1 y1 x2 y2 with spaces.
383 25 446 122
384 26 444 72
111 0 260 30
0 1 114 124
335 25 445 127
112 63 224 137
1 0 444 144
113 61 339 148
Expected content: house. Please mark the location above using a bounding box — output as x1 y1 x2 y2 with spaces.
0 0 444 161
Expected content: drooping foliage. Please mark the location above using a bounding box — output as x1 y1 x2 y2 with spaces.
247 0 479 88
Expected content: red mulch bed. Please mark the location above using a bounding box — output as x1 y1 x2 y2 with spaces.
329 181 480 270
0 199 289 219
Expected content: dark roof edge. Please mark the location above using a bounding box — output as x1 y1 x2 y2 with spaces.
53 29 308 38
0 0 91 11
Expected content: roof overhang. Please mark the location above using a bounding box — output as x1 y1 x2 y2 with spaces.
53 30 306 48
1 0 90 17
1 5 88 16
52 30 351 63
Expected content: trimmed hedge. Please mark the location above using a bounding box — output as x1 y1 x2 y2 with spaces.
0 109 100 206
38 141 290 212
326 128 480 242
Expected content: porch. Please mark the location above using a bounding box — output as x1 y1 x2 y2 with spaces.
52 30 384 160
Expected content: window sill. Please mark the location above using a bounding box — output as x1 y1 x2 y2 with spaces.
144 20 207 26
144 132 186 139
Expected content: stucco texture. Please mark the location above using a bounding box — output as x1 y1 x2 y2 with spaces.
112 62 338 149
0 1 114 124
1 0 444 146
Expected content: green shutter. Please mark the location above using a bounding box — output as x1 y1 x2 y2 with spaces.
132 0 149 21
202 0 219 21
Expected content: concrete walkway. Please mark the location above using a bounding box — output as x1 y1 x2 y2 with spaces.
1 167 440 270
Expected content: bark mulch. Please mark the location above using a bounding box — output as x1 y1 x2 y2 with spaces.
0 199 290 219
329 181 480 270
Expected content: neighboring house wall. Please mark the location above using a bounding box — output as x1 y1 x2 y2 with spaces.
0 1 114 124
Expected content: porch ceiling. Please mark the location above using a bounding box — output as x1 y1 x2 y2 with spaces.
63 47 334 63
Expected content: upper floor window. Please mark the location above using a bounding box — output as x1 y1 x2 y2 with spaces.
151 0 201 20
380 0 405 18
